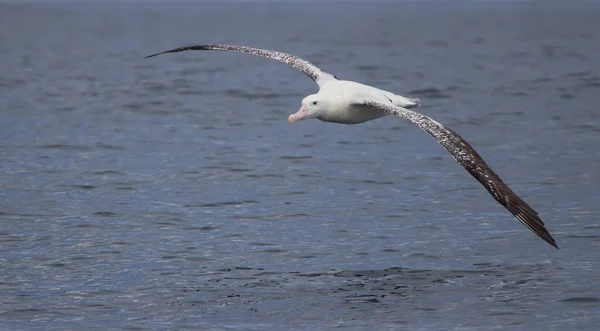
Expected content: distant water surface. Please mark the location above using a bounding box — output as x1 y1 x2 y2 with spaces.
1 1 599 330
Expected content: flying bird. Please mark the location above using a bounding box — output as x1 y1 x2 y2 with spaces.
145 44 558 249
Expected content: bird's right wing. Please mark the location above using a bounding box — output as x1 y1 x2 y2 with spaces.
359 99 558 249
145 44 338 88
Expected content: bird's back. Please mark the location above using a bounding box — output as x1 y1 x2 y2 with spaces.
327 80 420 109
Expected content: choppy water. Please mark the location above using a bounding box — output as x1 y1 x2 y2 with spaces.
1 1 600 330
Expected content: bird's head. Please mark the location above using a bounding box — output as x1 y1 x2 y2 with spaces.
288 94 325 124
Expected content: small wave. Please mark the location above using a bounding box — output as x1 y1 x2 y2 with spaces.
184 226 218 231
38 144 90 151
260 249 289 254
0 77 27 88
96 143 125 151
185 256 213 262
565 234 599 239
90 170 125 175
408 87 451 99
250 242 274 247
58 184 96 190
284 213 311 218
279 155 313 160
94 211 118 217
565 71 593 79
225 167 252 172
402 252 440 259
144 82 170 92
65 223 104 229
334 267 408 278
346 179 394 185
560 297 600 303
560 93 575 99
185 200 259 208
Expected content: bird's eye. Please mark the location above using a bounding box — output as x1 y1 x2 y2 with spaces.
312 101 318 105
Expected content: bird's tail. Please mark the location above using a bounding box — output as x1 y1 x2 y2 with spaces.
408 97 421 108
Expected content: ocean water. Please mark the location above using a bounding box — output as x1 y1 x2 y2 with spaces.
1 1 599 330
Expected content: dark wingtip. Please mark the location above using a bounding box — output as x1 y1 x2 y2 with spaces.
535 222 559 249
144 52 165 59
144 46 201 59
541 230 559 249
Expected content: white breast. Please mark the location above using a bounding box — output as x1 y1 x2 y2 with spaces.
317 80 396 124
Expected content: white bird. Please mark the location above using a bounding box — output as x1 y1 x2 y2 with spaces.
145 44 558 249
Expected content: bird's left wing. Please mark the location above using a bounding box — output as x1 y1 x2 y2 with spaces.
145 44 338 88
358 99 558 249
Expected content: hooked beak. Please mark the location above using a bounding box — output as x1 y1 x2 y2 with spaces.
288 104 308 124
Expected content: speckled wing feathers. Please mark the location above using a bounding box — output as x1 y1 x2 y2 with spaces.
362 100 558 249
145 44 337 87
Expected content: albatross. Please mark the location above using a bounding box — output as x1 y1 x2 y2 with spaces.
145 44 558 249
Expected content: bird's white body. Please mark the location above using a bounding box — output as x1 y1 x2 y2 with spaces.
315 80 420 124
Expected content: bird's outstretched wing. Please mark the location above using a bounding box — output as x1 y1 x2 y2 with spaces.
360 100 558 249
145 44 338 87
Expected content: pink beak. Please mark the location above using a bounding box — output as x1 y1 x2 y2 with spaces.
288 104 308 124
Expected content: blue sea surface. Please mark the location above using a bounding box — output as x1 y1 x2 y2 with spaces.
1 1 599 330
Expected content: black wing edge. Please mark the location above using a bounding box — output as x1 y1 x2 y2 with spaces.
145 45 207 59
